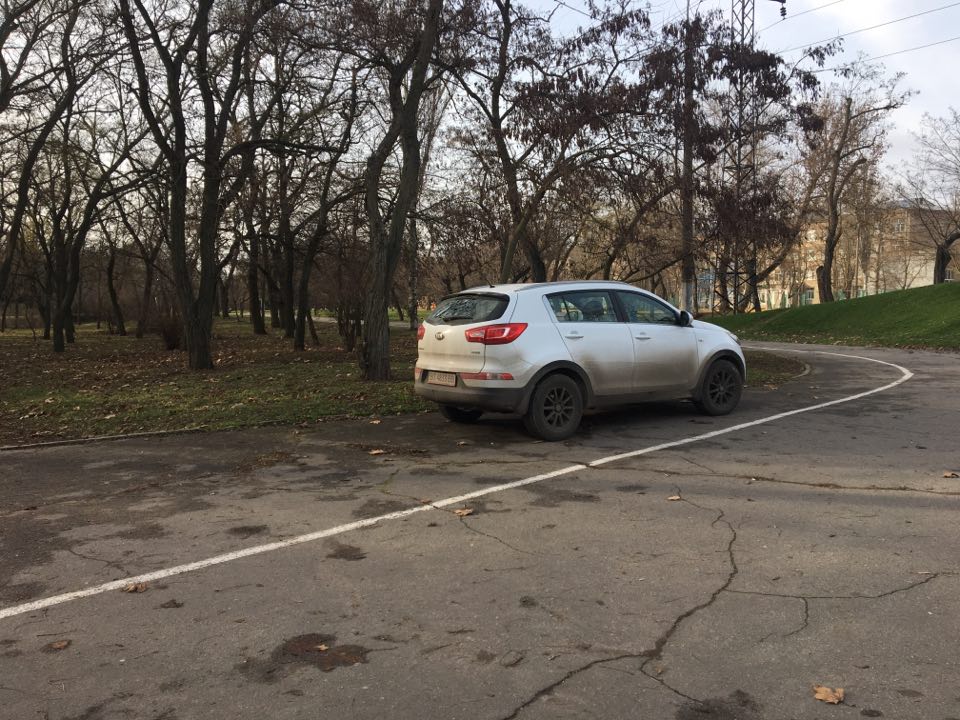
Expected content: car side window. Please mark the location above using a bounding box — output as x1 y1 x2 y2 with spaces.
548 291 618 323
617 292 678 325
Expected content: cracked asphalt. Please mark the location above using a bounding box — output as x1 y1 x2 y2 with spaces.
1 342 958 720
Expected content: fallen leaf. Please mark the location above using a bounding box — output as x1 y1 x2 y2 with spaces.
456 441 468 446
121 582 149 594
47 639 71 651
315 644 329 651
667 495 682 501
103 414 117 420
369 419 381 425
943 471 959 478
368 449 385 456
813 685 845 704
453 508 474 517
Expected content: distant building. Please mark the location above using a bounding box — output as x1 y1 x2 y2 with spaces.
759 201 957 309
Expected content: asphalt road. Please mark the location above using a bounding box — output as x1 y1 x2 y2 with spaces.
1 342 958 720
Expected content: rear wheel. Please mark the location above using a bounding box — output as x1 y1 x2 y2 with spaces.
695 359 743 416
523 374 583 441
439 405 484 423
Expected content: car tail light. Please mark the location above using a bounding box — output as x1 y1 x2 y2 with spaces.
464 323 528 345
416 324 425 341
460 372 515 381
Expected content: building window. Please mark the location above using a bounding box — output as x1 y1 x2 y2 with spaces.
893 219 905 233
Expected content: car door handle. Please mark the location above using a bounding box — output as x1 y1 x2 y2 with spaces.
564 332 584 339
634 334 651 341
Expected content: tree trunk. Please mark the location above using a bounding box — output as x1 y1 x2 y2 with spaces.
933 232 958 284
408 217 419 330
219 273 230 319
106 245 127 336
359 0 441 380
246 231 266 334
136 262 153 339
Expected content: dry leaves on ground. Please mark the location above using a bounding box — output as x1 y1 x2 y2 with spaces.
368 449 385 456
47 639 71 651
943 471 959 478
453 508 474 517
121 582 149 594
813 685 845 704
667 495 682 501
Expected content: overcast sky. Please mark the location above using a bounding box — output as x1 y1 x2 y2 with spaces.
536 0 960 169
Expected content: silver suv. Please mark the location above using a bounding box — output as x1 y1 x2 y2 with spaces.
414 281 745 440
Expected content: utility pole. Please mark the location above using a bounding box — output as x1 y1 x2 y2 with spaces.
680 0 696 314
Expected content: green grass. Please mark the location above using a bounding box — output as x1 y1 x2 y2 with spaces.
0 320 429 446
709 283 960 350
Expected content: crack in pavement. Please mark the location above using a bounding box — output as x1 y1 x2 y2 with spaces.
377 483 542 557
497 491 737 718
726 571 944 601
65 547 128 576
497 653 645 720
612 464 960 497
456 517 537 556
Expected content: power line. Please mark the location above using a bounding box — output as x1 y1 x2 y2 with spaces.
758 0 848 32
812 33 960 72
552 0 592 19
779 1 960 54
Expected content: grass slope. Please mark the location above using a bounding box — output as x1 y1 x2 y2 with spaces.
710 283 960 350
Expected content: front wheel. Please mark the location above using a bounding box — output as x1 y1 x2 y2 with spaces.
695 359 743 416
523 374 583 441
439 405 484 423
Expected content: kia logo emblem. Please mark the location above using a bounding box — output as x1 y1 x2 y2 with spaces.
435 331 445 340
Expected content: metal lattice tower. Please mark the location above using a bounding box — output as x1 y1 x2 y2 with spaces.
712 0 785 313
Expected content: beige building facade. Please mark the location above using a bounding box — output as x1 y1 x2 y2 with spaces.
758 202 957 310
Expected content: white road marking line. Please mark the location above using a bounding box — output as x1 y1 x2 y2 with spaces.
0 351 912 622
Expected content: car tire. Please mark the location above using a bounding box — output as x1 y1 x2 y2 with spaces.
695 359 743 416
439 405 484 423
523 374 583 441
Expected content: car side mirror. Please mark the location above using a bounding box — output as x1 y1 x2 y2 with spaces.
678 310 693 327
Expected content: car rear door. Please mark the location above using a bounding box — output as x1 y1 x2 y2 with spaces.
547 290 634 396
615 291 699 393
418 293 510 383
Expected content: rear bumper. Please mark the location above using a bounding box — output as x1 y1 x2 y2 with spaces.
414 376 526 414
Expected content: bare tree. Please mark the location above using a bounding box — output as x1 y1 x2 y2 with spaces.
901 109 960 283
118 0 276 368
811 72 905 302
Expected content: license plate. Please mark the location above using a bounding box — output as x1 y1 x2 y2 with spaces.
427 371 456 387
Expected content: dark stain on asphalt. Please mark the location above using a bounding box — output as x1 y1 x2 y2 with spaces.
352 497 412 518
466 499 511 514
158 679 185 693
616 484 648 493
524 484 599 508
239 634 369 683
675 690 760 720
519 595 539 608
227 524 268 539
159 599 183 609
326 542 367 561
897 689 923 698
475 650 496 664
109 522 168 541
860 710 884 717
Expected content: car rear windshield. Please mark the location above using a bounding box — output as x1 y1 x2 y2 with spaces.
427 293 509 326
